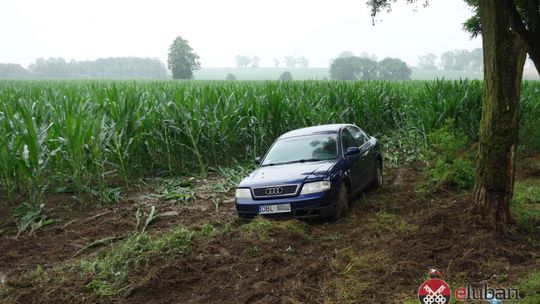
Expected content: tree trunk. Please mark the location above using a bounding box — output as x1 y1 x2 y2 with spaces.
475 0 527 230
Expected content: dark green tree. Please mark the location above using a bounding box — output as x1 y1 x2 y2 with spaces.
329 56 378 80
225 73 237 80
338 50 355 58
367 0 540 230
377 57 412 80
279 71 293 81
167 36 200 79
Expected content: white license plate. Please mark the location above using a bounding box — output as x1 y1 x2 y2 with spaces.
258 203 291 214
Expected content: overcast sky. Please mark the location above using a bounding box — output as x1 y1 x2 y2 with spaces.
1 0 481 68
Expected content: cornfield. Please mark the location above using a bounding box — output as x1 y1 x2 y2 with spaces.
0 80 539 208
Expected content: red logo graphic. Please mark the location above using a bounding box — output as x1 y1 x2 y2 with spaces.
418 278 451 304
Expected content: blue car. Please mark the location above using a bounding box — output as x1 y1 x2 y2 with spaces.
235 124 383 220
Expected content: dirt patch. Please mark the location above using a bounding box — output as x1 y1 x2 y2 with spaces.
0 177 236 286
1 164 540 303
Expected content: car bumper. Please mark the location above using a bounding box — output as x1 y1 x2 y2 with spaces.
235 190 337 219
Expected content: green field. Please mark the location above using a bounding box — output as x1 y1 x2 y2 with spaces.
195 67 330 80
195 67 540 80
1 79 539 214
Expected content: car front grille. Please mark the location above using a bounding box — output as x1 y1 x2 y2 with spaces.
252 184 298 198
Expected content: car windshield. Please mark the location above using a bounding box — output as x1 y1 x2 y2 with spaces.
262 134 338 166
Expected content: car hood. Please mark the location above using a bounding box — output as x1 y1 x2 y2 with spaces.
238 160 336 188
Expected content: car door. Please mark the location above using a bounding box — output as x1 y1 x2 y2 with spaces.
341 128 363 191
347 126 374 189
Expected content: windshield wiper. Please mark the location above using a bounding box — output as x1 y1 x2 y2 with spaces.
263 158 331 166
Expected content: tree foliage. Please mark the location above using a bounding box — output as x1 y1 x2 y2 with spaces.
283 56 309 68
1 57 168 79
378 57 412 80
297 56 309 68
284 56 297 68
338 50 355 58
235 55 252 68
440 48 483 71
463 0 539 73
0 63 31 78
279 71 293 81
167 36 200 79
330 57 377 80
251 57 260 68
418 53 438 70
329 56 410 80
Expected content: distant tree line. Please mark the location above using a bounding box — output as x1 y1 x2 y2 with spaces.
235 55 309 68
0 57 168 79
235 55 260 68
0 63 31 78
418 48 483 72
282 56 309 68
330 54 411 80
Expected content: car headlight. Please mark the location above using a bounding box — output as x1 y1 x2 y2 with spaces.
235 188 252 199
300 181 331 195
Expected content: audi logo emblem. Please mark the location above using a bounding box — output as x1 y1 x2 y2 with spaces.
265 187 284 195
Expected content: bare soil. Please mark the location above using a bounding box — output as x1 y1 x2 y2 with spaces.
1 164 539 304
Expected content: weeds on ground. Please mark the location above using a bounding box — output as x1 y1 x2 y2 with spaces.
239 217 312 242
417 122 475 193
519 116 540 154
153 176 195 203
152 162 253 203
80 223 218 297
210 162 255 193
512 270 540 303
511 179 540 232
324 249 391 303
14 202 57 236
373 212 414 236
379 126 426 168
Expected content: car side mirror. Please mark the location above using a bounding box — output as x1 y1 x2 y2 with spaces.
345 147 360 156
255 156 262 165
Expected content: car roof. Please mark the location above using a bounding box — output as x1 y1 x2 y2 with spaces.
279 124 354 139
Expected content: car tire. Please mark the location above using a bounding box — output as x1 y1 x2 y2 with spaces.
330 184 349 220
372 160 383 188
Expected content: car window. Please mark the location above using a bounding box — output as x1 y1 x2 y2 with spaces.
341 128 356 150
348 126 367 146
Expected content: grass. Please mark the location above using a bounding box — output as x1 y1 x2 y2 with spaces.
326 249 391 303
195 67 330 80
373 211 415 235
80 223 218 296
193 67 540 81
511 179 540 232
513 271 540 303
239 217 312 242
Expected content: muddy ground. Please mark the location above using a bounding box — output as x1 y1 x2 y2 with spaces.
0 162 539 304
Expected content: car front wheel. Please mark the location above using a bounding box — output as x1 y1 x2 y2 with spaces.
330 184 349 220
372 160 383 188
